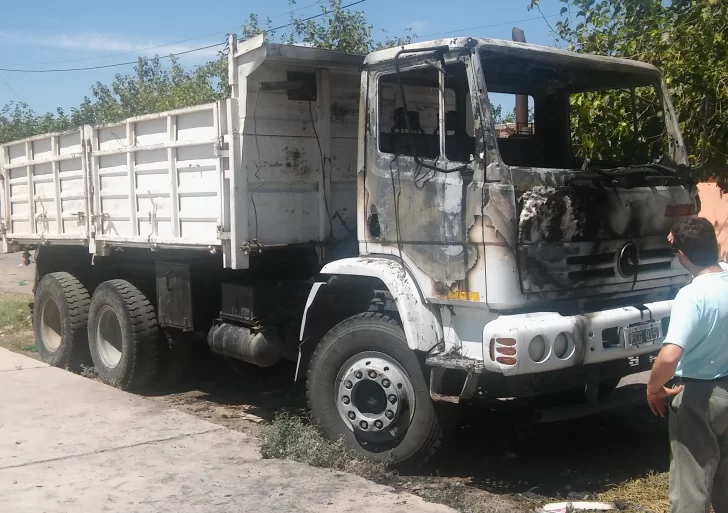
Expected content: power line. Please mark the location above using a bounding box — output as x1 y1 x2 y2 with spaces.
266 0 366 33
0 42 225 73
0 1 327 68
0 72 24 102
416 13 561 39
0 0 367 74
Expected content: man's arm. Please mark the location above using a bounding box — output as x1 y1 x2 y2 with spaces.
647 344 684 417
646 292 702 416
648 344 683 393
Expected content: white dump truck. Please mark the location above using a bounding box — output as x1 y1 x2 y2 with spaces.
0 34 697 464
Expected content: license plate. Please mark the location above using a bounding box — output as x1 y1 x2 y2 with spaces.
623 321 661 348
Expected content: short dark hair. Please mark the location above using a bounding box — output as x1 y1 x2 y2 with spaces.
670 217 719 267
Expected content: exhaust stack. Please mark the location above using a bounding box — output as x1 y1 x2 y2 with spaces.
512 27 529 133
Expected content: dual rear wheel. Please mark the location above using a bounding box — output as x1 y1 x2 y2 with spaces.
34 274 185 392
34 274 444 464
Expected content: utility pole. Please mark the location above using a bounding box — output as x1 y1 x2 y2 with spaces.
137 57 144 84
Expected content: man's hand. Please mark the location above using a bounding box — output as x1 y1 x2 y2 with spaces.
647 385 683 417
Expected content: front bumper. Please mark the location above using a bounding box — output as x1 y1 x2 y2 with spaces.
482 300 671 376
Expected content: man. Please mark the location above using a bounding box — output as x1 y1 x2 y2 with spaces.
647 217 728 513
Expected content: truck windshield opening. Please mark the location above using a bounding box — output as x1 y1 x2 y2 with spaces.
481 49 669 171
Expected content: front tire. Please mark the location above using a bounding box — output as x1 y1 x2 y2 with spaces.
88 280 161 392
307 312 442 465
33 272 91 369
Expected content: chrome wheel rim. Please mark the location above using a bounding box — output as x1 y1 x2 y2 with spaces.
39 296 62 352
336 351 416 442
96 306 123 369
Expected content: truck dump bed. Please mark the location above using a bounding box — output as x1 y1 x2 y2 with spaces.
0 35 363 270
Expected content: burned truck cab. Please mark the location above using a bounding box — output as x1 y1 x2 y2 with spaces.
346 37 696 402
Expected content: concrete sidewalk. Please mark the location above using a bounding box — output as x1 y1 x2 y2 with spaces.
0 348 454 513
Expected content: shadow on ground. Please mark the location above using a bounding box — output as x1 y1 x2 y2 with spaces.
152 343 669 501
422 399 668 498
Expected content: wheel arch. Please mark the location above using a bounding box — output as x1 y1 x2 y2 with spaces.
296 257 443 381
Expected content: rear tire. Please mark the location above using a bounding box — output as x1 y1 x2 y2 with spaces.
33 272 91 369
307 312 442 466
88 280 161 392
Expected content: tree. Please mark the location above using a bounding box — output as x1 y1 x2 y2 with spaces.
1 0 413 144
242 0 415 54
528 0 728 187
492 104 534 125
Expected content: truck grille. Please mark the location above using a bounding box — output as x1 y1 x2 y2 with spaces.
519 237 684 294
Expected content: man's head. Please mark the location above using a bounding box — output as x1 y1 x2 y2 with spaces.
669 217 719 272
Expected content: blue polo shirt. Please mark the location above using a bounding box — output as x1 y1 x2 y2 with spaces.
664 263 728 380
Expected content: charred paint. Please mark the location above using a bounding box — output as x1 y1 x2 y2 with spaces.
283 146 312 177
331 101 353 122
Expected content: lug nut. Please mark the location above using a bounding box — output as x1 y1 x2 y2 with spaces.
368 370 377 379
345 380 353 389
348 411 355 420
354 371 363 379
382 379 391 388
385 410 394 420
388 395 397 404
342 396 350 405
374 420 383 429
360 421 368 430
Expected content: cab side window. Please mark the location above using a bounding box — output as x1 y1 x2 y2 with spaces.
378 63 473 163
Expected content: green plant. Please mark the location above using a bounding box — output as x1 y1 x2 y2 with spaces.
0 299 32 333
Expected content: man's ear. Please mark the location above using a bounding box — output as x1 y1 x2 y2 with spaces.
677 250 689 267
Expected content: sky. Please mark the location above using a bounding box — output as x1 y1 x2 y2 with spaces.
0 0 565 114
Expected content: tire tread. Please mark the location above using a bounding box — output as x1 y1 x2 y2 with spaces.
306 312 443 466
90 280 161 391
34 272 90 368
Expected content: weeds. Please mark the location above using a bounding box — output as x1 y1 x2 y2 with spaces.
260 411 394 484
261 412 528 513
417 485 528 513
80 365 101 381
0 299 32 333
597 472 669 513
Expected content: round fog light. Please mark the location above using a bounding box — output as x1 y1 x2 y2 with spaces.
554 332 575 360
528 336 546 362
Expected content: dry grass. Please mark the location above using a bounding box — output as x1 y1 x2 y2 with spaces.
416 486 528 513
261 412 527 513
597 471 669 513
260 411 395 484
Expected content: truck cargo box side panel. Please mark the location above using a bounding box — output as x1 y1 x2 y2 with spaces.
329 70 360 244
91 104 223 247
240 63 360 247
1 129 87 245
243 65 323 245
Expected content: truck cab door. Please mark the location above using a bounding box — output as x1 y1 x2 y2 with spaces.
362 58 487 301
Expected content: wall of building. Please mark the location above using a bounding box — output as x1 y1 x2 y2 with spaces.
698 182 728 262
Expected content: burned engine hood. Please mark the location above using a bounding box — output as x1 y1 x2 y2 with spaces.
513 168 695 296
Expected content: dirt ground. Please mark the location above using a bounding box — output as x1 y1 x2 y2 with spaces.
0 255 669 512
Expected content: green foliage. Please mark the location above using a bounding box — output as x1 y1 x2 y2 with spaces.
243 0 415 53
0 54 228 144
261 411 393 483
83 55 228 125
571 86 667 164
1 0 412 144
492 104 534 125
0 299 32 333
528 0 728 185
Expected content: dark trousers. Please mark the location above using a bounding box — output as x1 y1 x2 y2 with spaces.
669 381 728 513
